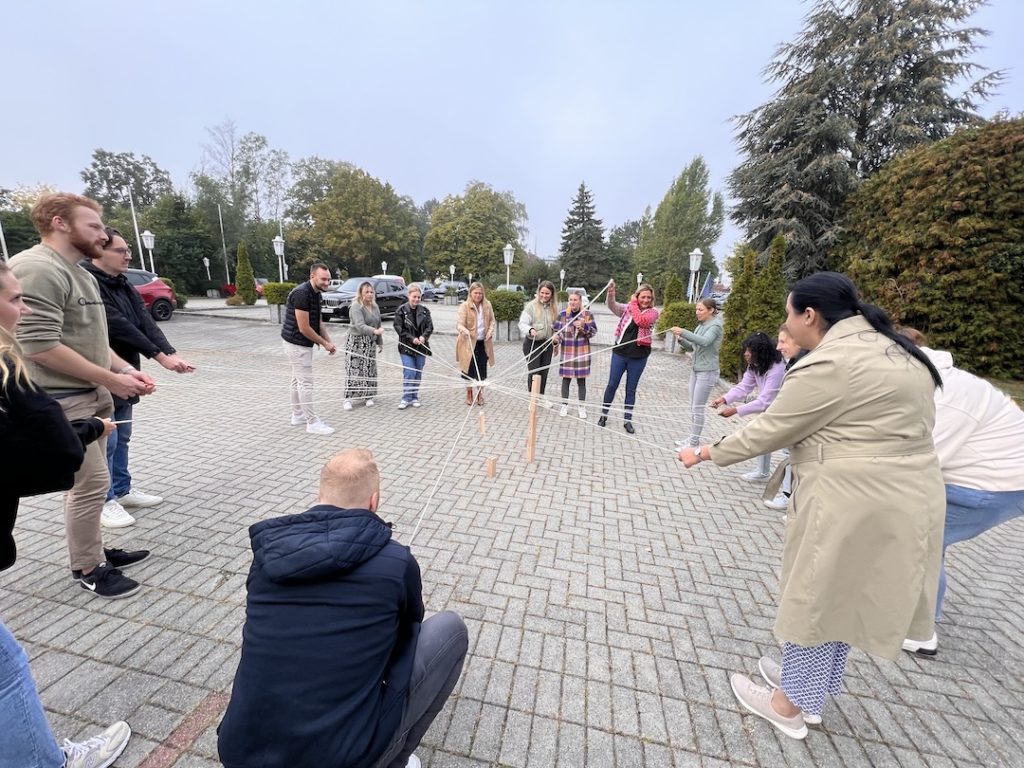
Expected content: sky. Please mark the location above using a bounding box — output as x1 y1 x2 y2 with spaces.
2 1 1022 270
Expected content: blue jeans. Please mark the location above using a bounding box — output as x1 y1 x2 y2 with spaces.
400 353 426 403
105 401 133 501
0 621 63 768
601 352 649 422
938 484 1024 618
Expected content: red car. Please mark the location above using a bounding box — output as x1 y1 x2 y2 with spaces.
127 268 176 321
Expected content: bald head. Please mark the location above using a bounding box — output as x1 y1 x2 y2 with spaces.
318 449 380 510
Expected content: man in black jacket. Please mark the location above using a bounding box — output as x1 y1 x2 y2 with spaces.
218 449 468 768
81 228 195 528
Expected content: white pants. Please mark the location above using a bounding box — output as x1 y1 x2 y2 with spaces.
283 340 316 422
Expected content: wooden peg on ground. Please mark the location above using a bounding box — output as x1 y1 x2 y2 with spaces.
479 412 486 435
526 374 541 463
486 456 497 478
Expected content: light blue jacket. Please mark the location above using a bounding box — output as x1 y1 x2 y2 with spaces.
680 314 723 372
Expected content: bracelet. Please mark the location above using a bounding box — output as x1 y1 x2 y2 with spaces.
118 366 135 374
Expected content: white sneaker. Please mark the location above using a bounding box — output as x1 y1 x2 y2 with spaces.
578 406 587 419
764 493 789 510
674 439 689 447
405 756 421 768
343 400 353 411
411 400 421 408
741 470 770 482
62 720 131 768
902 632 938 656
290 414 306 426
101 500 135 528
117 488 163 508
398 401 410 410
365 399 375 407
559 405 569 417
540 398 554 409
306 419 335 435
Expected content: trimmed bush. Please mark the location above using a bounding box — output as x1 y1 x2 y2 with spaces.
264 282 297 305
226 294 245 306
235 243 258 305
663 273 684 306
489 290 527 323
159 277 187 308
655 301 697 349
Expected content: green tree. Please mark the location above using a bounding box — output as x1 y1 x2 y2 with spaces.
606 219 640 294
558 182 607 291
424 182 524 279
745 234 789 340
635 157 723 294
308 166 420 277
720 246 757 379
729 0 1002 279
286 156 353 224
133 193 218 294
840 117 1024 377
80 149 173 209
663 274 684 306
0 207 38 256
235 242 257 305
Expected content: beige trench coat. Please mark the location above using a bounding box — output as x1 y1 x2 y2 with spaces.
709 315 944 660
455 299 496 375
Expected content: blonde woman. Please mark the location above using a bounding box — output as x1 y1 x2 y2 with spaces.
518 280 558 400
343 282 384 410
455 282 495 406
1 260 134 766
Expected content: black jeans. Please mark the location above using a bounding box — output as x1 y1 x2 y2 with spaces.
524 339 553 395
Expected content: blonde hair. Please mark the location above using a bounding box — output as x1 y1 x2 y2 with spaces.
465 282 486 305
318 449 380 509
0 262 32 392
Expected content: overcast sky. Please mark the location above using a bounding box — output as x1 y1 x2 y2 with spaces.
3 1 1021 267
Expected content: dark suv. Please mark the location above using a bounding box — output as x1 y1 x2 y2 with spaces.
322 277 408 322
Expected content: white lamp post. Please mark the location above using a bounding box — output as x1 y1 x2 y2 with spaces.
449 263 455 281
381 260 388 275
688 248 703 302
503 243 514 287
272 234 285 282
636 272 643 288
217 202 231 284
202 256 211 281
141 230 155 273
559 268 565 293
469 273 473 284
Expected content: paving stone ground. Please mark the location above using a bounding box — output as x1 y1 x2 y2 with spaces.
3 310 1023 768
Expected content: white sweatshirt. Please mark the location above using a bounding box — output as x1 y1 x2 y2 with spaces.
924 347 1024 492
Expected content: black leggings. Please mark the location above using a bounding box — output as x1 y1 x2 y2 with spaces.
561 377 587 401
524 341 553 395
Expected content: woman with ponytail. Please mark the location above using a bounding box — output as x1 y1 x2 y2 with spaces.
677 272 944 740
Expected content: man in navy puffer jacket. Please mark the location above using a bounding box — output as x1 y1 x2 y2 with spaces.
218 449 468 768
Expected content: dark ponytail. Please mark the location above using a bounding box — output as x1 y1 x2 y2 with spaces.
790 272 942 388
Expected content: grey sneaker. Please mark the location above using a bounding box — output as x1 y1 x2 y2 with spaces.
730 673 808 739
62 720 131 768
757 657 822 724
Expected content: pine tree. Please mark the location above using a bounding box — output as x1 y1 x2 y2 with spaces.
729 0 1002 279
720 246 758 379
559 182 606 291
746 234 789 341
235 242 257 305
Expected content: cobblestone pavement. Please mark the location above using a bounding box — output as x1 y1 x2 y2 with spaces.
4 313 1022 767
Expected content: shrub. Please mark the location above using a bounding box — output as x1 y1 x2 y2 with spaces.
226 294 245 306
264 282 297 305
159 277 188 308
840 118 1024 377
489 290 527 323
235 243 258 305
663 273 684 306
655 301 697 349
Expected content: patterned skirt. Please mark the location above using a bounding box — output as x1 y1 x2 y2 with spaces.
344 333 378 400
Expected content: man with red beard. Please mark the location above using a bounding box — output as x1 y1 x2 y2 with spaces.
10 193 154 599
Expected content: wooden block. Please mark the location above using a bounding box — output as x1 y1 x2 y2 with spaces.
479 412 486 435
486 457 497 478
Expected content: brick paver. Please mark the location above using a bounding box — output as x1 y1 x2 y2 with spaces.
3 310 1022 767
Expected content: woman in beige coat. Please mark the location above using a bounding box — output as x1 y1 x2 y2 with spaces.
455 282 495 406
679 272 944 740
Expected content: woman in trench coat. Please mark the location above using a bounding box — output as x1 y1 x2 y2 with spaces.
678 271 944 740
455 282 495 406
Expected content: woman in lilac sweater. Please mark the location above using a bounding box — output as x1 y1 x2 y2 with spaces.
711 332 787 480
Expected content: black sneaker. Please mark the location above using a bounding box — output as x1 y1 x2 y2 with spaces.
71 548 150 580
78 562 141 599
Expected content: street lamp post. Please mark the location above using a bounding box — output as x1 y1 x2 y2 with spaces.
202 256 211 281
688 248 703 302
637 272 644 288
217 203 231 285
272 235 285 282
503 243 514 287
381 260 388 275
559 268 565 293
141 230 155 273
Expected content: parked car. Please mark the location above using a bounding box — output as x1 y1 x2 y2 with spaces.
417 281 442 302
436 280 469 301
126 268 176 321
496 283 527 294
565 286 591 305
372 274 406 287
321 277 408 322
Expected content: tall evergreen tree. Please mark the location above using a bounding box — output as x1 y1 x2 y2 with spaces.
729 0 1002 279
558 182 606 291
235 242 257 305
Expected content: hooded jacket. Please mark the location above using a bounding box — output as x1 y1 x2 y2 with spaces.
218 505 423 768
